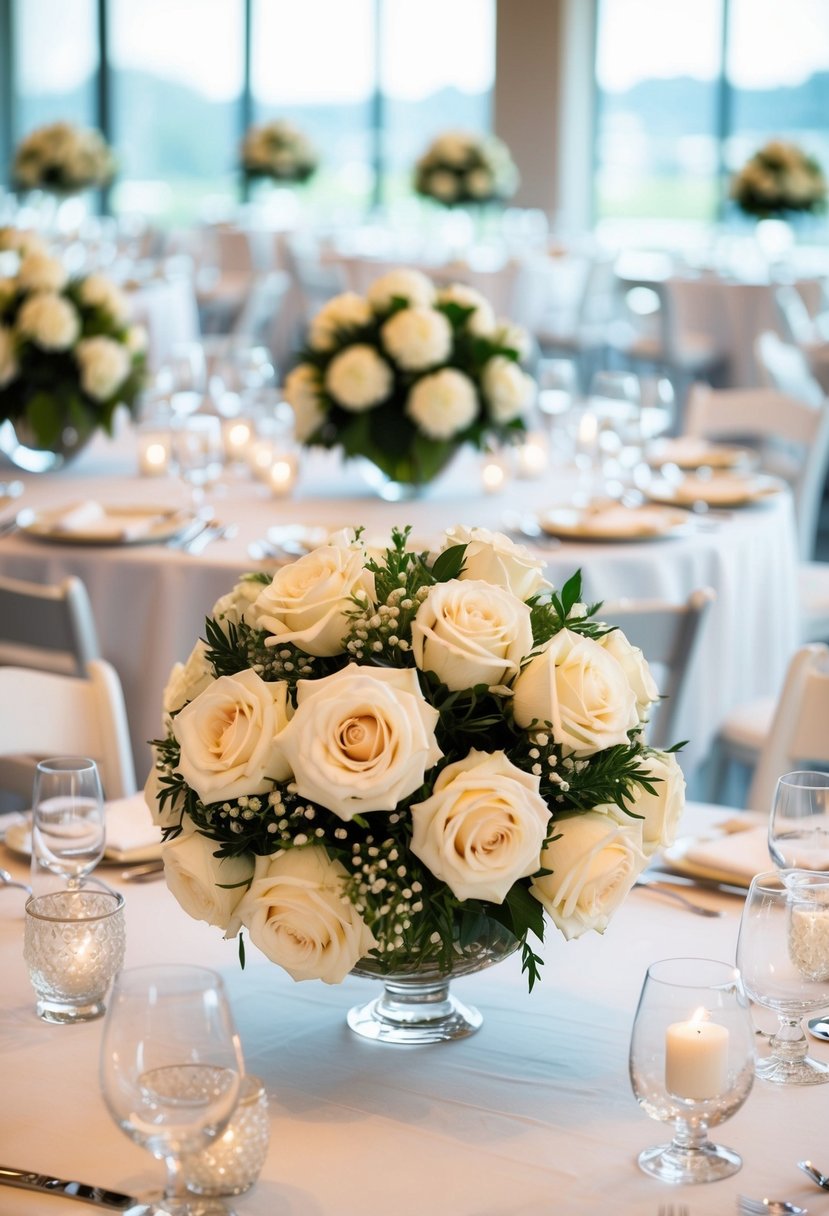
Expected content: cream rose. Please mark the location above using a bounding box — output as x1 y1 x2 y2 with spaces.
162 640 214 715
248 535 369 657
494 319 533 361
627 750 686 856
275 664 442 819
432 132 471 166
125 324 147 354
427 170 459 202
513 629 639 755
406 367 478 439
466 168 494 199
308 292 372 351
599 626 660 722
0 326 17 387
381 306 452 371
17 251 67 293
482 355 535 423
530 808 646 940
162 828 254 933
78 273 129 323
410 749 550 902
144 761 188 831
75 335 131 400
237 846 376 983
284 362 326 441
325 343 392 411
437 284 495 336
211 575 265 632
412 578 533 692
367 268 435 312
438 525 549 600
172 668 292 804
17 292 79 350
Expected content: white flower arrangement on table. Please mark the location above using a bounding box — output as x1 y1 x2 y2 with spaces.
12 122 116 194
730 140 827 219
0 231 146 449
283 266 535 489
240 119 318 184
146 525 686 989
414 130 519 207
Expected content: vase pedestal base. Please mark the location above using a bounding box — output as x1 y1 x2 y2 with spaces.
347 977 482 1045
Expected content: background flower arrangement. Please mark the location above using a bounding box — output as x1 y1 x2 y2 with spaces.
414 130 519 207
12 121 116 194
146 525 686 990
283 266 535 489
240 119 318 184
730 139 827 219
0 230 146 450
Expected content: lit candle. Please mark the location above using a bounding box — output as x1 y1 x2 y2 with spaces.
222 417 253 462
577 410 598 449
665 1007 729 1100
247 438 275 481
515 433 548 479
268 454 298 498
137 430 171 477
481 458 507 494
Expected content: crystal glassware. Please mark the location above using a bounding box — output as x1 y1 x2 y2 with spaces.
100 965 244 1216
736 869 829 1084
769 771 829 872
182 1074 269 1198
31 756 105 890
24 888 125 1023
629 957 755 1184
170 414 223 507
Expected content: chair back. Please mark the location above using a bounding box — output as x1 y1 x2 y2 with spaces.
685 383 829 560
0 660 136 800
0 573 100 676
598 587 716 750
754 331 824 406
775 285 816 344
230 269 291 352
746 644 829 813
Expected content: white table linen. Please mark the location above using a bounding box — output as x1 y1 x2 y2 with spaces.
0 803 827 1216
0 429 800 789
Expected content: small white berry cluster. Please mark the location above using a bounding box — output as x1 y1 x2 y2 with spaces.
345 579 428 664
344 818 426 955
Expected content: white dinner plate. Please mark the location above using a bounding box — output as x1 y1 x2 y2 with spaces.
646 437 753 471
20 502 197 546
538 503 692 542
3 813 162 865
645 471 783 509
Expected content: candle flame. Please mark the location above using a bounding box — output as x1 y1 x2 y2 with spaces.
690 1006 710 1026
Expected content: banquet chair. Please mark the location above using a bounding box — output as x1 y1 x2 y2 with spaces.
534 252 617 389
0 660 136 801
0 573 100 676
754 331 824 406
598 587 716 751
229 269 291 355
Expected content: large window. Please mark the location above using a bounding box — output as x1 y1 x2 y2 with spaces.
13 0 98 136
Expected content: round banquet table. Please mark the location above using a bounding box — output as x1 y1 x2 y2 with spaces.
0 427 800 790
0 802 826 1216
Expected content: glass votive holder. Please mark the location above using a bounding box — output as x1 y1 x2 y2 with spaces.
183 1074 270 1197
23 888 126 1024
629 957 756 1185
136 421 172 477
514 431 549 479
221 415 256 465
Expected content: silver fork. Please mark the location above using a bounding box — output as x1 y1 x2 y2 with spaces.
738 1196 807 1214
635 877 722 917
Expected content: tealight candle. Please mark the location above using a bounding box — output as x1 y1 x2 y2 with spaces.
481 458 507 494
137 429 171 477
247 438 275 481
221 417 254 462
268 454 299 497
665 1007 729 1100
788 902 829 982
515 433 548 479
183 1074 270 1197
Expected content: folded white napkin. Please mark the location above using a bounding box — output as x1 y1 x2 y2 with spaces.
104 793 163 861
679 824 771 884
52 501 156 541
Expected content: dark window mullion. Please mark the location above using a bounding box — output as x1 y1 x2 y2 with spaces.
715 0 733 221
370 0 383 214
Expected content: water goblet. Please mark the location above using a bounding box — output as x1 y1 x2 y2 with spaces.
588 369 643 493
769 771 829 872
629 957 755 1184
171 414 224 507
164 342 207 419
100 965 244 1215
31 757 105 890
736 869 829 1084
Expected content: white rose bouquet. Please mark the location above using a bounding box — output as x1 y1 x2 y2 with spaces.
0 232 146 452
284 267 535 490
12 121 115 194
240 119 318 184
730 140 827 219
147 525 685 990
414 130 519 207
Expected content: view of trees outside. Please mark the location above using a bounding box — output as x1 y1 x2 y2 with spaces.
13 0 97 135
595 0 829 224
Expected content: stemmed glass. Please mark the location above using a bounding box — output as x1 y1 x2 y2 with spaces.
100 965 245 1215
31 757 105 890
170 414 224 508
736 869 829 1085
629 957 755 1184
163 343 207 419
587 369 644 495
769 771 829 871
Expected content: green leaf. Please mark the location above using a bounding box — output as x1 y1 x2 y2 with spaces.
559 570 583 616
430 543 467 583
504 881 546 943
26 392 62 447
238 932 246 970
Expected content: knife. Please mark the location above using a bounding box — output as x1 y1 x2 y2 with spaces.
0 1166 147 1212
644 868 748 898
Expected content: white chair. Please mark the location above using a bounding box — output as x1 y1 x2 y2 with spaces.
598 587 716 751
229 269 292 356
0 661 137 801
743 644 829 813
755 331 824 406
0 573 100 676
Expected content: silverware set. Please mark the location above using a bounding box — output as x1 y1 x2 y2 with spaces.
634 876 722 917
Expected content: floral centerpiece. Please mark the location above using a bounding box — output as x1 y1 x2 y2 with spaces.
12 122 116 195
145 526 685 1040
0 232 146 461
240 119 318 185
730 140 827 219
414 130 519 207
283 267 535 495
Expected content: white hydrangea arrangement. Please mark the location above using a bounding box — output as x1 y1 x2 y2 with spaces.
730 140 827 219
12 122 115 194
240 119 318 184
414 130 519 207
283 267 535 489
0 231 146 449
146 525 686 988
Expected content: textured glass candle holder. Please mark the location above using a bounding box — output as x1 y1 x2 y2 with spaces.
23 889 125 1023
183 1074 270 1197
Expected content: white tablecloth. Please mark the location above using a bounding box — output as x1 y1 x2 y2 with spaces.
1 803 827 1216
0 429 800 789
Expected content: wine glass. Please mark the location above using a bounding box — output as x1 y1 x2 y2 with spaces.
629 956 755 1184
537 358 578 465
587 369 644 494
31 757 105 890
163 343 207 419
100 965 245 1215
769 771 829 871
170 414 224 507
736 869 829 1085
